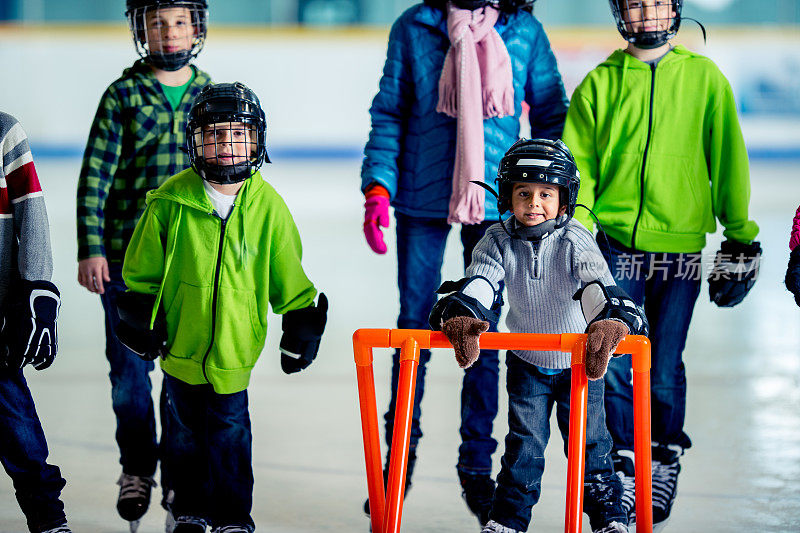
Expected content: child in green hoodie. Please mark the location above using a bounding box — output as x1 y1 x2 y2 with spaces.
75 1 212 526
118 82 328 533
562 0 760 528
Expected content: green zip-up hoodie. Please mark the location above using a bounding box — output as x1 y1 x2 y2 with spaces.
122 168 317 394
562 46 759 253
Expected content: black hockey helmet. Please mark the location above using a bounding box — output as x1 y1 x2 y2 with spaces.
496 138 580 217
609 0 682 49
186 82 270 185
126 0 208 71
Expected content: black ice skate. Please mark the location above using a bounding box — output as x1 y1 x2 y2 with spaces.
651 443 683 531
612 449 636 526
458 471 496 527
41 525 73 533
172 516 208 533
117 472 156 532
363 450 416 518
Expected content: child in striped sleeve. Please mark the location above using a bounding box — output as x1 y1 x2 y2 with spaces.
75 0 211 529
0 111 70 533
428 139 648 533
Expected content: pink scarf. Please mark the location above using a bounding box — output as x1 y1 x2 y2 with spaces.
437 2 515 224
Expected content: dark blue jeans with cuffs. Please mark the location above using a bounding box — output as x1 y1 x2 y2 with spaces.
0 368 67 532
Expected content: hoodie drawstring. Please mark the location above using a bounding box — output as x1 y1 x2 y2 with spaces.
239 180 249 269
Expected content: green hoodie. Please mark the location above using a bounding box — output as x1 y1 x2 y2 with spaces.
562 45 758 253
122 168 317 394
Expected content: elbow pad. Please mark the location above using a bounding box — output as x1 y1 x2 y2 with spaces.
116 291 167 361
573 281 648 336
428 276 502 331
280 293 328 374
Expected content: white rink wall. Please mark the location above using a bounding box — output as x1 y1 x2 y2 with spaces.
1 25 799 159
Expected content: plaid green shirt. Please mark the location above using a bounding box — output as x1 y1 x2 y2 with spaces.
76 60 211 263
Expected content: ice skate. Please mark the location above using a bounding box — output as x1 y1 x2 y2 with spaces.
117 472 156 532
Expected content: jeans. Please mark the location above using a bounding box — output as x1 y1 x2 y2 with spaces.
383 213 501 475
99 264 165 484
162 374 254 530
0 368 67 532
490 353 624 531
598 236 699 451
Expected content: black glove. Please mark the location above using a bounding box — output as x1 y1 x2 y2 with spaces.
785 247 800 307
1 280 61 371
708 240 762 308
280 293 328 374
116 291 167 361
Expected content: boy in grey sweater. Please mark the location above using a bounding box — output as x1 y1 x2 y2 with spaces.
429 139 647 533
0 111 69 533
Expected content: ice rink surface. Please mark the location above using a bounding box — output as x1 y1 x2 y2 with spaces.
1 156 800 532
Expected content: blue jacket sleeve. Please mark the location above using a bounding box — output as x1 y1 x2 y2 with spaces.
524 18 568 141
360 18 414 199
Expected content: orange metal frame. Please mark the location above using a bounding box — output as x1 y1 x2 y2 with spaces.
353 329 653 533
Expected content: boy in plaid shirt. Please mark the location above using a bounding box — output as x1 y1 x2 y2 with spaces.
75 0 211 528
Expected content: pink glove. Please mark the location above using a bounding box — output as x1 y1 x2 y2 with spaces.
363 185 390 255
790 204 800 251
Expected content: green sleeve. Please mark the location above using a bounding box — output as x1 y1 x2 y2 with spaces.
122 200 167 297
709 80 759 243
268 200 317 315
76 87 124 260
562 87 598 232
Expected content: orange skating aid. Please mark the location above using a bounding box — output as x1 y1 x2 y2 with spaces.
353 329 654 533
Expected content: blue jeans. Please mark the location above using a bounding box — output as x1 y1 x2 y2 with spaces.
162 374 254 530
100 265 164 483
384 213 501 475
599 236 699 451
0 368 67 532
491 353 624 531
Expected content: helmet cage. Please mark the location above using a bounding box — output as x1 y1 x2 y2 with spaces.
609 0 682 49
126 0 208 71
496 138 580 220
187 83 269 185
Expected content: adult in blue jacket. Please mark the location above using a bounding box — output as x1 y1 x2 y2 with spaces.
360 0 567 524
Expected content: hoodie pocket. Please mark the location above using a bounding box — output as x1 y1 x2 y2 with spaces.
213 286 266 370
165 282 211 361
642 153 713 234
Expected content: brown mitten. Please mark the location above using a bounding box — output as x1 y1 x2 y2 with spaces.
585 319 629 380
442 316 489 369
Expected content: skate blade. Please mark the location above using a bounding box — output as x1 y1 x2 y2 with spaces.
628 517 670 533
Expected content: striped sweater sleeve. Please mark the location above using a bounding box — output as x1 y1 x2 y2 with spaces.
0 113 53 281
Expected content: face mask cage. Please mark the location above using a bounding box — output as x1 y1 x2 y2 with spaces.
610 0 682 49
127 2 208 71
188 117 268 185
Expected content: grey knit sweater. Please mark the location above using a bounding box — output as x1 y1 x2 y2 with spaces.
0 112 53 309
466 217 615 369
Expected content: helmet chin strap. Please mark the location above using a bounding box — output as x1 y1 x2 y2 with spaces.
502 214 570 243
469 180 571 243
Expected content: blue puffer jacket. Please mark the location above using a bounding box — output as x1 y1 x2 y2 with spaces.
361 4 568 221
